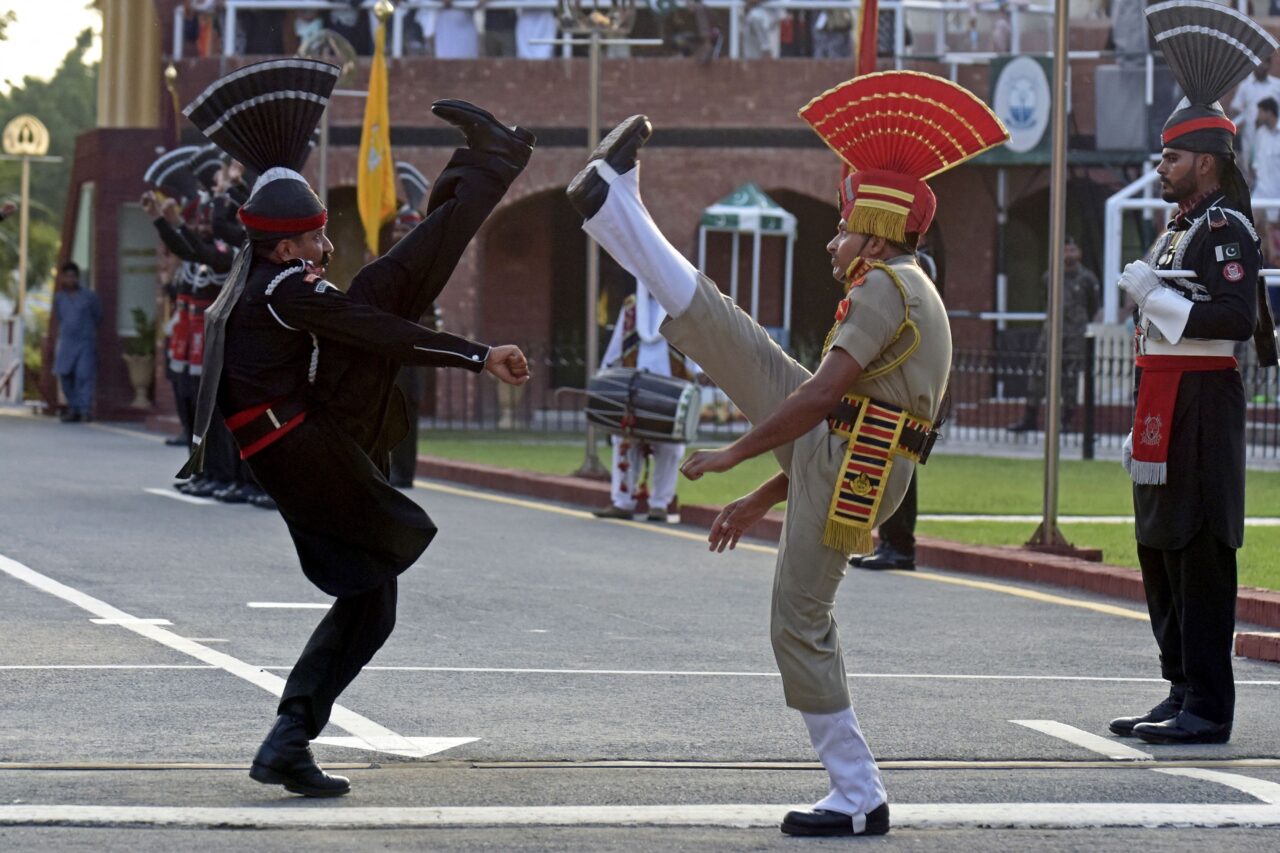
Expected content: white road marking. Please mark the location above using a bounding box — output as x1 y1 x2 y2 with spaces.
246 602 332 609
3 802 1280 829
143 488 215 506
90 618 173 626
0 553 474 759
0 665 216 670
919 514 1280 526
312 736 478 757
1155 768 1280 804
1011 720 1154 761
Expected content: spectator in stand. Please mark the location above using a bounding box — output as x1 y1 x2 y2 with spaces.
237 0 286 55
430 0 481 58
481 0 517 56
516 4 558 59
0 200 15 222
288 8 325 54
742 0 783 59
1250 97 1280 262
1232 62 1280 185
327 1 374 55
183 1 220 58
811 9 852 59
989 1 1012 54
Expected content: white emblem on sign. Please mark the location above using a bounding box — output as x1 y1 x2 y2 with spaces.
993 57 1051 154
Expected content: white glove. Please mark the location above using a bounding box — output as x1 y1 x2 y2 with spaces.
1117 260 1161 308
1121 431 1133 475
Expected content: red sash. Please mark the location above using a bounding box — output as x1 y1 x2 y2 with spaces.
1131 355 1236 484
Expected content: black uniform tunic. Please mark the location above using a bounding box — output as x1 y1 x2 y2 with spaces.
1137 192 1259 724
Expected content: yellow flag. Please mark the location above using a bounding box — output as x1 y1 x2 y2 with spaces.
357 19 396 255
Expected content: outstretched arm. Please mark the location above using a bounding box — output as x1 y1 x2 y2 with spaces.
681 346 863 480
706 471 789 552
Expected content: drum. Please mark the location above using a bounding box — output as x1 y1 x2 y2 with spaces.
584 367 700 444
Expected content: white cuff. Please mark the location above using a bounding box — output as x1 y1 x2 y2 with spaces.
1142 287 1193 344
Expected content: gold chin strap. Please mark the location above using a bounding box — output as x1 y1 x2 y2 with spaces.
821 260 921 379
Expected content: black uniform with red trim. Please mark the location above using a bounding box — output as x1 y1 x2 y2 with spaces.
1138 193 1259 551
1136 192 1260 727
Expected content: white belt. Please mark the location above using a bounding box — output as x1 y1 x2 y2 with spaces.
1140 338 1236 357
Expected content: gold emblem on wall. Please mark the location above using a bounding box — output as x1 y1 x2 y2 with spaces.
2 115 50 157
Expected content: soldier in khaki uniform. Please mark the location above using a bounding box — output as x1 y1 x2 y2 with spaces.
566 72 1008 837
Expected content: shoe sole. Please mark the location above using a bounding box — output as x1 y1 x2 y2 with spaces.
431 99 535 147
587 114 652 166
780 821 890 837
1135 731 1231 745
249 762 351 798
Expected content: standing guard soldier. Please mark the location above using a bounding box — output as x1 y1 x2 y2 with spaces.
1110 1 1278 746
566 71 1007 836
177 59 534 796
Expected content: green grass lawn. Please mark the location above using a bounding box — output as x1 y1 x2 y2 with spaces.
419 430 1280 590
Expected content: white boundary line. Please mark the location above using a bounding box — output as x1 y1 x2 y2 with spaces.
919 514 1280 526
1011 720 1154 761
3 802 1280 829
1156 768 1280 804
142 488 215 506
0 553 470 759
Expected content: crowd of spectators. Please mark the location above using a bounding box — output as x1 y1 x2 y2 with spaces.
177 0 1038 61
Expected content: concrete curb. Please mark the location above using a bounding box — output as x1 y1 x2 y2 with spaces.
414 455 1280 645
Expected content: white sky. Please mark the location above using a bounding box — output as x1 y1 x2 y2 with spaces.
0 1 102 93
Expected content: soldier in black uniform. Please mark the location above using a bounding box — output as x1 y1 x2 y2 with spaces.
1109 1 1278 746
178 59 534 796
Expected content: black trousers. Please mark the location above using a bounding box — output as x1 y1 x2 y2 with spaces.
171 374 195 443
1137 525 1237 724
279 578 397 737
269 148 525 737
879 470 917 555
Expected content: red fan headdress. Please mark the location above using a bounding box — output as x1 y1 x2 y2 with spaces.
799 71 1010 242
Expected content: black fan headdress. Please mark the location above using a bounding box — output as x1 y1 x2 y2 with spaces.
144 146 202 204
395 161 430 225
1146 0 1278 152
187 144 227 193
183 58 341 241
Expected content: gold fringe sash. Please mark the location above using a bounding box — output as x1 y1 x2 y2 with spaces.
823 394 932 555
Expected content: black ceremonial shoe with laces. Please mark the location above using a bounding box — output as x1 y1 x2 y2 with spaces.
249 714 350 798
566 114 652 220
1108 687 1185 737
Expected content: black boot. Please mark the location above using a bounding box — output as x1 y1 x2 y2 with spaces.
1108 685 1185 737
249 714 350 798
566 114 652 220
430 99 535 166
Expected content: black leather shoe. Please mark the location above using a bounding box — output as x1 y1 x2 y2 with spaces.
1134 710 1231 745
249 714 350 798
566 114 653 220
214 483 251 504
858 543 915 571
249 489 278 510
1108 687 1185 737
781 802 889 837
431 99 535 163
187 479 227 498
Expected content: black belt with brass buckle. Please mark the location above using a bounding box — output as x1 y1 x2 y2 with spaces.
827 396 940 464
228 394 308 450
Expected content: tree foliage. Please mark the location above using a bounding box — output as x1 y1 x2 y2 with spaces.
0 25 98 298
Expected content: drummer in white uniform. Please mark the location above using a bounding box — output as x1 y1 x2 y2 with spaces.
593 282 698 522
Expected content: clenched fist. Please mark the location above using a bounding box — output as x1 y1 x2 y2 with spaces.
485 344 531 386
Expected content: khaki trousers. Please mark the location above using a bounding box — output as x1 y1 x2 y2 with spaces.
663 275 914 713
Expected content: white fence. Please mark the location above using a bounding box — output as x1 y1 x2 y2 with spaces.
0 317 23 405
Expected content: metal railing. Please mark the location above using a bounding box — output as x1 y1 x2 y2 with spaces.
172 0 1059 61
417 339 1280 460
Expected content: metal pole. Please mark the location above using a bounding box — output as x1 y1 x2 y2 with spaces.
576 29 607 478
1029 0 1070 550
17 156 30 317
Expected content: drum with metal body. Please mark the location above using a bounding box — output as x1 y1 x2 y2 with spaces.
584 367 700 444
